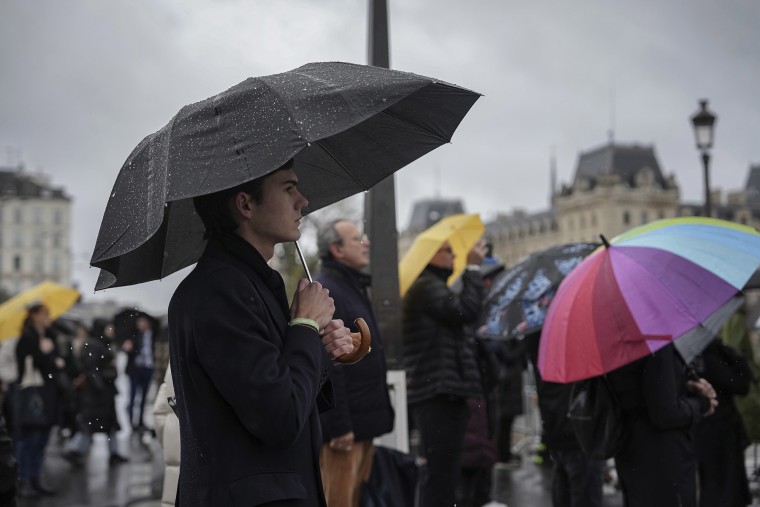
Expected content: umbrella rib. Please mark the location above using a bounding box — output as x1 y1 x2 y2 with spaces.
379 108 450 144
91 224 132 263
311 140 367 189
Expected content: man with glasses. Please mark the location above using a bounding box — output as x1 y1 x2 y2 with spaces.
402 239 487 507
315 219 394 507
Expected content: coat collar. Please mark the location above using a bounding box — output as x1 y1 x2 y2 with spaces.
206 233 291 324
320 258 372 289
423 264 454 281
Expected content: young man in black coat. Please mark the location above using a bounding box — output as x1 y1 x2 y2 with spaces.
315 219 394 507
168 160 354 507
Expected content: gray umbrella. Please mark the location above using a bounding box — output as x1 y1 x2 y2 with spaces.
90 62 480 290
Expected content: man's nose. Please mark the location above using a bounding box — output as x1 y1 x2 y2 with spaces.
297 191 308 209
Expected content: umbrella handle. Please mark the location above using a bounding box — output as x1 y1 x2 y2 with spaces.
335 318 372 364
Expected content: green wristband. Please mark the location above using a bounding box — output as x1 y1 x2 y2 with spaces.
288 318 320 334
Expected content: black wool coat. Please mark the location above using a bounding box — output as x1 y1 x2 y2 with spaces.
694 340 753 507
79 337 120 434
168 234 332 507
608 345 709 507
402 265 484 406
315 259 394 442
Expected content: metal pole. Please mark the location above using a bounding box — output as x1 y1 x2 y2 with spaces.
365 0 402 369
702 152 711 217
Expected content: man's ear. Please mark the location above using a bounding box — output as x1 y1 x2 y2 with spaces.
328 241 343 260
233 191 254 218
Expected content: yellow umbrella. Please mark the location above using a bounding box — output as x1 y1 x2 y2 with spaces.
0 281 80 341
399 213 485 296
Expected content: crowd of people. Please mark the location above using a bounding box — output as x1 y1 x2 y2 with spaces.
148 163 760 507
0 303 169 501
0 164 757 507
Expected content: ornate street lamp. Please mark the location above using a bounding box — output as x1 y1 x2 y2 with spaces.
690 99 717 217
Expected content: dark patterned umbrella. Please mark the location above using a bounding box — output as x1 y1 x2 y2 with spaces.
476 243 599 340
90 62 480 289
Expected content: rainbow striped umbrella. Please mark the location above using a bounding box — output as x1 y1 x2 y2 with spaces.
538 217 760 383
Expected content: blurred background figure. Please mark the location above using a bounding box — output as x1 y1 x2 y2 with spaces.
54 318 83 443
524 331 605 507
154 364 179 507
403 239 486 507
63 319 127 467
608 345 716 507
13 303 63 498
693 337 754 507
492 338 526 469
122 315 156 433
0 411 17 507
315 219 394 507
457 336 499 507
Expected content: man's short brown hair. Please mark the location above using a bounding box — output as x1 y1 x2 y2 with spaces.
193 159 294 238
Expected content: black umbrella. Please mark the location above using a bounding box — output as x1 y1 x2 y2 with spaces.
90 62 480 290
476 243 599 340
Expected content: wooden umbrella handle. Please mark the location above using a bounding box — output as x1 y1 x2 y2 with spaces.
335 317 372 364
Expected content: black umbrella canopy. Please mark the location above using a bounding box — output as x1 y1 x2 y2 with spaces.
91 62 480 290
476 243 600 340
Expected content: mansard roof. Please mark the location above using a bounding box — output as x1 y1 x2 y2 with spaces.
573 142 668 190
407 198 465 232
0 167 69 200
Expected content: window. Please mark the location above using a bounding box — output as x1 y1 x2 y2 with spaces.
591 213 597 227
13 256 21 272
54 209 62 225
33 256 44 272
13 208 22 224
52 233 61 248
641 211 648 224
52 256 61 274
623 211 630 225
33 233 45 248
13 232 22 248
33 208 41 224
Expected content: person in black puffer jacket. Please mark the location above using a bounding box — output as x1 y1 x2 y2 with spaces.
402 239 486 507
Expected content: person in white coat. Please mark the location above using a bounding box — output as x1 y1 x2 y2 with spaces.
153 364 179 507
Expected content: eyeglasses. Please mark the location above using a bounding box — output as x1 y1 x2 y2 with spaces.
335 234 369 245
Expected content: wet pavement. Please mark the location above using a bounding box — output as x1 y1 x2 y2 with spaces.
14 353 759 506
18 430 163 507
16 431 760 507
17 352 163 507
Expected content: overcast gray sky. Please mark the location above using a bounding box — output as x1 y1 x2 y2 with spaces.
1 0 758 315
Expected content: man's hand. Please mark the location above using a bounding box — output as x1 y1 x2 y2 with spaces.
329 431 355 452
466 238 488 266
687 378 718 416
321 320 354 359
290 278 335 330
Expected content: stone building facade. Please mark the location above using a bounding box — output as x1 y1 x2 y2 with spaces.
487 142 680 266
0 166 72 295
486 145 760 267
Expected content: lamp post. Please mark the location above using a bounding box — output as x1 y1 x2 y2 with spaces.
690 99 717 217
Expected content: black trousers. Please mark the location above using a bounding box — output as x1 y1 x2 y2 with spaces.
413 395 470 507
550 449 604 507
